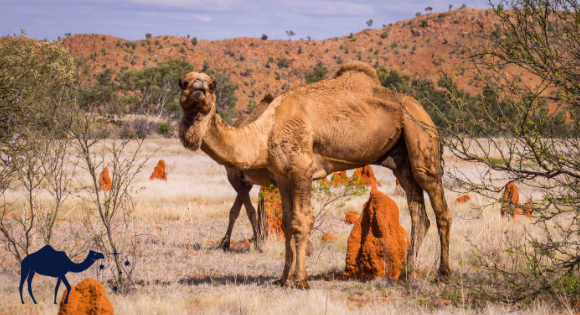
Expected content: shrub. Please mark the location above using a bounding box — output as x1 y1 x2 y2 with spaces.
145 33 152 39
261 34 268 40
191 37 198 46
157 123 173 138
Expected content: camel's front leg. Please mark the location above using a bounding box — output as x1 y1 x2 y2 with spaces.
54 278 62 304
288 155 315 289
274 177 296 286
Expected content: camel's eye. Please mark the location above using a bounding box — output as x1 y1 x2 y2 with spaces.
178 78 189 90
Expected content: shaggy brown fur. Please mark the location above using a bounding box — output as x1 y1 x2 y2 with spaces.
178 62 452 288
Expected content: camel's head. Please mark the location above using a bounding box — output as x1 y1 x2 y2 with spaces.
178 72 217 113
88 250 105 261
178 72 217 151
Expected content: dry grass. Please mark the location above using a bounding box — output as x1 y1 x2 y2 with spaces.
0 139 562 314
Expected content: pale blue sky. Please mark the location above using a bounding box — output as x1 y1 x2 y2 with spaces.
1 0 491 41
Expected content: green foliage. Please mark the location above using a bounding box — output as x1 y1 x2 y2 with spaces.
145 33 152 39
202 68 239 124
117 59 194 117
157 123 173 137
191 37 198 46
0 31 76 144
305 66 328 84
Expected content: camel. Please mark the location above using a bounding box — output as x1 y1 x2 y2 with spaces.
178 61 451 288
20 245 105 304
217 94 277 250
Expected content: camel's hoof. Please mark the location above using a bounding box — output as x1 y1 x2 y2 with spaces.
436 269 451 283
216 238 231 251
273 279 290 287
294 279 310 290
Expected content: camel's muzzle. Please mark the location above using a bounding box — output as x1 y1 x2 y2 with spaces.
191 79 208 101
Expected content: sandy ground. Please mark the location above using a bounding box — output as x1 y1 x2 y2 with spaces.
0 139 561 314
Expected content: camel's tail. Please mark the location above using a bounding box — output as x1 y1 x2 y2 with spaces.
19 257 29 304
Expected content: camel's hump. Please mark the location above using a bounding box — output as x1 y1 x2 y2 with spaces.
36 244 67 256
334 61 381 86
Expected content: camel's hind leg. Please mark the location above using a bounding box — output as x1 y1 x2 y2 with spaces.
19 260 29 304
393 162 431 278
239 190 262 250
403 127 452 278
218 195 243 251
27 270 37 304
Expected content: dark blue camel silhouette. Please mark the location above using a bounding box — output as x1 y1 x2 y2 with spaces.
20 245 104 304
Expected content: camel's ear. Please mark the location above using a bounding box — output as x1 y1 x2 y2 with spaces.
178 78 189 90
209 80 217 93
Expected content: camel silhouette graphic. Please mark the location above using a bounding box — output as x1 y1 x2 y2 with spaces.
19 245 105 304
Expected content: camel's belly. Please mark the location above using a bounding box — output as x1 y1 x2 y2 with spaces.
312 113 402 174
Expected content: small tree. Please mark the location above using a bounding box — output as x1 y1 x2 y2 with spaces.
425 6 433 12
286 30 295 41
449 4 453 10
191 37 198 46
416 12 422 17
145 33 152 39
366 19 373 27
305 66 328 84
419 0 580 305
261 34 268 40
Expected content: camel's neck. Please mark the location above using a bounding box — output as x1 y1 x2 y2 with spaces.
70 254 97 273
200 113 270 170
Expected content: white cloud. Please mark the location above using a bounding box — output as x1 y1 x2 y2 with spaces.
278 1 374 16
125 0 239 11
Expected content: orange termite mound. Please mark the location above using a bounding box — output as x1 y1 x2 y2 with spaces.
511 199 533 221
501 183 520 217
394 178 405 196
344 211 358 224
323 171 350 186
344 187 410 280
58 278 114 315
455 195 471 204
524 199 533 216
98 167 112 191
321 233 337 242
353 165 382 187
258 186 283 238
149 159 167 181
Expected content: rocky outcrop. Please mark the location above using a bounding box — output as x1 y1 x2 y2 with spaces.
344 187 410 280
